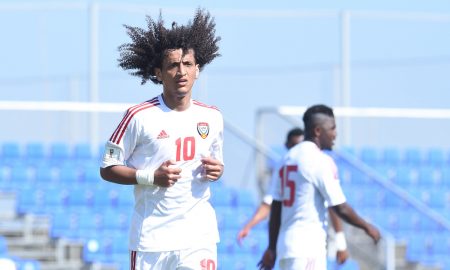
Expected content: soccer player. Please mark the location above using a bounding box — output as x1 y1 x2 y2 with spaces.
100 9 223 270
237 128 304 243
258 104 381 270
237 128 349 265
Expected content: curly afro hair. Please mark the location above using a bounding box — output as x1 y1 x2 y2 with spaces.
118 8 221 85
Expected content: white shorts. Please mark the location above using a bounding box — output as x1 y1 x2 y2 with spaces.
130 244 217 270
279 255 326 270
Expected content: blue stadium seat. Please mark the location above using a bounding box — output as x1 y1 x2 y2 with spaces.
381 147 400 165
50 211 82 240
49 142 70 164
73 143 92 160
328 258 360 270
56 162 82 183
418 166 442 186
111 235 129 258
404 148 422 166
426 148 445 166
218 253 257 270
101 209 131 232
1 142 21 161
359 147 378 165
392 165 419 186
17 187 47 214
25 142 45 165
67 188 93 206
10 164 31 183
82 165 103 183
15 259 41 270
234 189 257 208
0 236 8 255
83 237 113 264
34 163 57 183
210 185 235 206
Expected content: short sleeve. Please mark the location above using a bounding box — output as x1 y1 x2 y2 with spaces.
315 154 346 207
101 110 139 168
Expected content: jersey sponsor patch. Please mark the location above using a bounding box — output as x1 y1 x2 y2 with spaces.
103 145 121 162
197 122 209 139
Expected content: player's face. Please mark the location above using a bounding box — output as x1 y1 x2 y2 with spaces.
156 48 199 100
318 116 337 150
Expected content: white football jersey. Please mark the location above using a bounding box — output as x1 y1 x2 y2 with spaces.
101 94 224 252
271 141 346 259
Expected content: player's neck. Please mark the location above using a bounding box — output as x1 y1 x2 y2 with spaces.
161 93 191 111
305 138 321 149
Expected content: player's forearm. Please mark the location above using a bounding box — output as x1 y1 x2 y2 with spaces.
332 203 370 232
100 165 138 185
328 208 344 232
268 200 282 250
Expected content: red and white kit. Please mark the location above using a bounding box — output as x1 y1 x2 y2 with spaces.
101 94 224 252
271 141 346 267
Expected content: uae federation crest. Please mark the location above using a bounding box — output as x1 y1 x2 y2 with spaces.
197 122 209 139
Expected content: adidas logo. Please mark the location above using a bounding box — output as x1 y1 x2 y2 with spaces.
157 130 169 139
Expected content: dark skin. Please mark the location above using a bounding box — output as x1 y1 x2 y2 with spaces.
258 113 381 270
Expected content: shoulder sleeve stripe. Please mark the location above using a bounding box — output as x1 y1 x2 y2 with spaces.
109 99 159 144
192 100 220 111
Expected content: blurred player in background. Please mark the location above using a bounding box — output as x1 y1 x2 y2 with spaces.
237 127 349 265
100 8 224 270
258 104 381 270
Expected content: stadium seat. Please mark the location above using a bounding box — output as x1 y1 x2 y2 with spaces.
34 163 59 183
392 165 419 186
218 253 256 270
404 148 422 166
0 236 8 255
426 148 445 166
83 237 113 264
1 142 20 160
381 147 400 165
328 258 360 270
49 142 70 164
15 259 41 270
57 164 80 183
359 147 378 165
234 189 257 208
73 143 92 160
210 185 235 206
67 188 93 206
101 209 130 232
24 142 45 165
418 166 442 186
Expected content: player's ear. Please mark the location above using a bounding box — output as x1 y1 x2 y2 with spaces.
154 68 162 82
195 65 199 79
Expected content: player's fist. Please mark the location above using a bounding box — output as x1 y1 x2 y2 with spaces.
153 160 182 187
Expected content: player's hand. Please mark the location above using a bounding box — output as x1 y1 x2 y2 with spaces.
365 223 381 244
201 156 224 181
257 248 275 270
153 160 182 187
236 227 250 245
336 250 349 265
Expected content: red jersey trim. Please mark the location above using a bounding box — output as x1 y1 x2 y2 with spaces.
192 100 220 111
109 98 160 144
